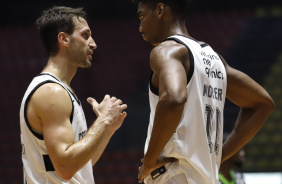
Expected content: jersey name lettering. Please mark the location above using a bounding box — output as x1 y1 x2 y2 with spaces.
203 84 223 101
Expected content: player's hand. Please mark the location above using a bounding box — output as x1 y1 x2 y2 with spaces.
87 95 127 131
138 157 177 183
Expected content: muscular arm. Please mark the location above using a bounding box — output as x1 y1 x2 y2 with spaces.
29 84 127 180
221 57 274 163
138 43 189 182
88 96 127 166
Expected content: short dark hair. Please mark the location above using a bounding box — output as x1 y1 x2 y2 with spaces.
35 6 87 56
133 0 189 16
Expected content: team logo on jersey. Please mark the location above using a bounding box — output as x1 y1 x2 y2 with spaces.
200 51 219 61
201 51 224 80
205 67 224 80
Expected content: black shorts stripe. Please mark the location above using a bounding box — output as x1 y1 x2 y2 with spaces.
43 155 55 172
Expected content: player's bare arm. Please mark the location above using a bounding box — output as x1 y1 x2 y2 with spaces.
28 83 127 180
87 96 127 165
138 42 189 183
220 57 275 163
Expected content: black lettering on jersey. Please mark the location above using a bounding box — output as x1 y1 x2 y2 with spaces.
205 67 224 80
200 51 219 60
22 144 25 154
79 130 87 140
203 84 222 101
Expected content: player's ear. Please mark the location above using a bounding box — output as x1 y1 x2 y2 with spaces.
58 32 69 47
156 3 164 18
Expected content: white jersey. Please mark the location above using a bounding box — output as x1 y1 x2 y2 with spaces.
20 73 95 184
144 35 227 184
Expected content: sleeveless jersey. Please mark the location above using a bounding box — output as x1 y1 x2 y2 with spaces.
20 73 95 184
144 35 227 184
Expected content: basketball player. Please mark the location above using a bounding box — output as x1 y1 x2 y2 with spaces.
20 6 127 183
133 0 275 183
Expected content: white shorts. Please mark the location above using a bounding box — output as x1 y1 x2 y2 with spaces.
144 161 188 184
163 173 187 184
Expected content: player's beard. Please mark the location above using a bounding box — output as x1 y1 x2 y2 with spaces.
68 40 91 68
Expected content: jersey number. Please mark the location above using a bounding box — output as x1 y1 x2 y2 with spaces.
205 105 221 155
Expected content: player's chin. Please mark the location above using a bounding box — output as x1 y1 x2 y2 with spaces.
85 62 92 68
145 39 157 47
143 37 156 46
79 61 92 68
88 54 93 61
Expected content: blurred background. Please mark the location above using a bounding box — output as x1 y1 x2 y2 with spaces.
0 0 281 183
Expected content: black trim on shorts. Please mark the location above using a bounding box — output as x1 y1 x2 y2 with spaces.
24 80 74 140
151 165 167 180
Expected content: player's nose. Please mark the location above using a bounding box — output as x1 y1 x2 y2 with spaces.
89 37 97 49
139 25 143 33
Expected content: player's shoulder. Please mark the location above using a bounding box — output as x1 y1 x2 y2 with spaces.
153 40 187 53
31 82 71 108
151 40 188 61
36 82 67 95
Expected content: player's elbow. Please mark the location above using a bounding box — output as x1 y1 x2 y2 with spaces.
56 166 77 181
59 173 73 181
174 89 187 105
54 158 78 180
161 90 187 107
255 92 275 114
173 94 187 106
262 96 275 114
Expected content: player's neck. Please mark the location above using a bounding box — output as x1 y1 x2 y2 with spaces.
42 55 77 87
163 19 190 40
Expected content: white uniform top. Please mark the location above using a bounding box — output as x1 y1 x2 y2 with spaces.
144 35 227 184
20 73 95 184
